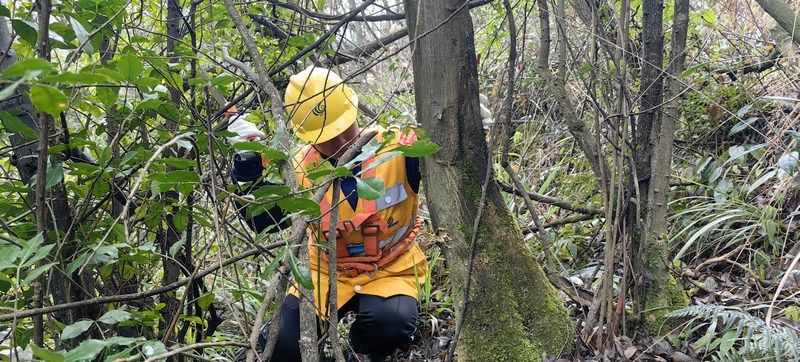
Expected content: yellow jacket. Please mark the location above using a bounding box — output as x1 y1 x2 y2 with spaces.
292 128 428 316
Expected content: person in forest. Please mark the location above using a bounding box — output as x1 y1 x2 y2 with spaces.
227 66 427 361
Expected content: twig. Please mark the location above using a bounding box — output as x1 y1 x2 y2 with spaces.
525 214 597 232
498 182 604 215
265 0 492 22
78 132 195 276
326 179 346 362
244 275 279 362
692 244 745 274
766 250 800 325
64 0 131 68
223 47 260 82
327 28 408 66
140 342 248 362
247 14 289 39
0 243 284 322
267 0 378 77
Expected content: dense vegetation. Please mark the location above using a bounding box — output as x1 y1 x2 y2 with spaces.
1 0 799 361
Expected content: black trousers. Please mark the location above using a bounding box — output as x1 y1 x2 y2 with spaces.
259 294 418 360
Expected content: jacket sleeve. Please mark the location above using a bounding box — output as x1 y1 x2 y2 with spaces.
232 153 291 234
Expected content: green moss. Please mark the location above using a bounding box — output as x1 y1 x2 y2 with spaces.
444 157 574 361
643 235 689 336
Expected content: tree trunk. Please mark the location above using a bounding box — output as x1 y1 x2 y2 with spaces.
0 15 73 328
404 1 573 360
630 0 690 334
756 0 800 45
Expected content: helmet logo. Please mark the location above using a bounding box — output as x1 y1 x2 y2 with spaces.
312 102 326 116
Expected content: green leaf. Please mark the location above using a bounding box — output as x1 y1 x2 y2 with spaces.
679 64 702 79
119 150 139 166
95 69 125 83
45 162 64 189
395 140 440 157
64 339 107 362
0 77 26 100
252 185 290 201
343 140 380 168
210 74 236 86
22 243 54 267
31 345 65 362
288 36 309 47
355 177 385 200
169 237 185 257
778 152 799 173
0 245 21 269
102 336 144 346
69 17 94 55
289 252 313 290
172 209 188 232
2 58 52 78
66 252 89 275
719 329 739 353
0 4 9 17
140 341 167 358
789 130 800 144
40 72 110 84
17 233 44 267
277 197 320 216
538 164 561 194
702 9 717 26
97 310 132 324
148 170 201 183
88 245 119 265
261 249 285 279
30 84 68 117
747 170 776 195
0 111 37 139
728 117 758 137
117 53 143 81
96 86 119 109
132 77 160 88
22 262 55 285
11 19 38 46
61 320 93 340
197 292 215 311
360 151 402 175
736 104 752 118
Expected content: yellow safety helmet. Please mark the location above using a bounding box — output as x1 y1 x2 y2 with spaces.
284 67 359 144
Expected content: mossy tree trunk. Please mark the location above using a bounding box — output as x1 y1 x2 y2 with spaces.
404 1 574 360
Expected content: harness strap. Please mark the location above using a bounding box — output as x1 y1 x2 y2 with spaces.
304 140 416 278
336 217 421 277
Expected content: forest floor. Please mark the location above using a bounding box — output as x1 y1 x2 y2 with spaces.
372 242 800 361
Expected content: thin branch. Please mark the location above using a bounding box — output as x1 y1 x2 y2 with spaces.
325 179 346 362
0 243 285 322
266 0 493 22
138 342 248 362
327 28 409 65
525 214 597 232
247 14 289 40
498 182 604 215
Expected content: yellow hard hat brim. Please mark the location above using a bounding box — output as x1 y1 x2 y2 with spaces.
293 103 358 144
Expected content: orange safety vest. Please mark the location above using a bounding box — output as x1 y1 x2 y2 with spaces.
293 128 428 314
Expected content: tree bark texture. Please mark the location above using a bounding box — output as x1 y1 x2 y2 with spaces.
756 0 800 46
404 1 573 360
0 16 73 327
631 0 689 334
